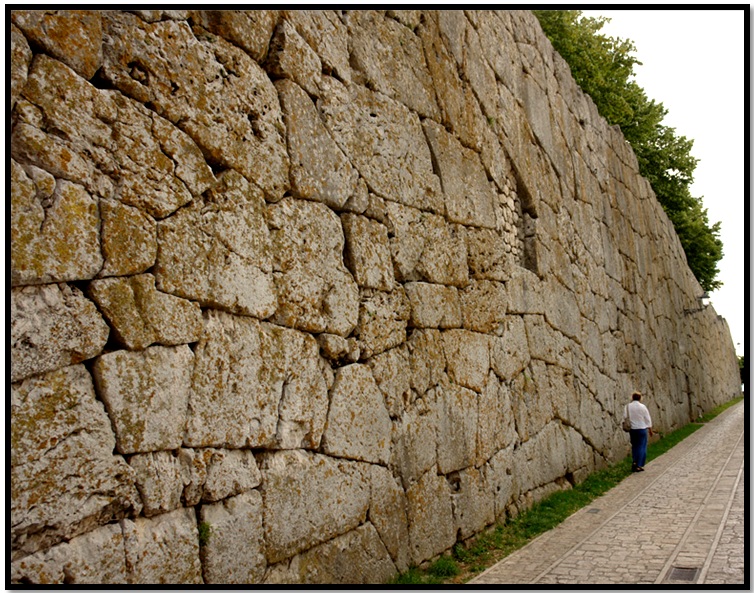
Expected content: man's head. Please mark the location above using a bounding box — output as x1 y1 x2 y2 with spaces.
632 391 642 401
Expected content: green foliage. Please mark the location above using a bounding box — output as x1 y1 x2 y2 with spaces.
198 521 212 547
533 10 723 291
428 556 460 577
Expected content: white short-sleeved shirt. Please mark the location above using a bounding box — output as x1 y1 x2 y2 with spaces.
623 400 652 430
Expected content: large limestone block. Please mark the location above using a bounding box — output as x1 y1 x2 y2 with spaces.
276 79 357 208
355 287 411 359
129 451 184 517
266 21 323 96
460 280 508 333
11 10 103 79
10 23 32 110
282 10 352 84
260 450 370 564
369 465 411 573
322 364 392 464
435 381 479 474
92 345 194 454
185 311 330 449
543 278 582 340
154 170 276 319
405 469 456 566
101 11 288 200
386 201 469 287
506 266 545 314
442 329 490 393
11 161 102 286
179 448 262 506
346 10 439 119
11 283 109 383
264 523 396 584
269 198 359 336
423 119 497 228
367 345 412 418
11 365 140 559
490 316 530 381
342 213 395 291
466 227 513 281
407 329 446 397
200 491 266 584
190 10 278 62
122 507 203 584
476 375 507 465
318 78 444 214
404 282 462 329
390 394 438 490
10 523 127 585
509 362 554 442
88 274 202 350
98 199 157 278
451 466 495 540
14 55 214 217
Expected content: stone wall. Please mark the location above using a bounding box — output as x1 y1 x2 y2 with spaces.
10 9 741 584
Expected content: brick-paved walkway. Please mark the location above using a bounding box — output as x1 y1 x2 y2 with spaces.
469 400 746 586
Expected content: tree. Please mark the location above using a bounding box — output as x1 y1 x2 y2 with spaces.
533 10 723 291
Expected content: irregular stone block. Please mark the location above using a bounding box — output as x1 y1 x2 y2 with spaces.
268 22 323 97
506 266 544 314
423 119 497 228
101 11 288 200
435 381 478 474
460 280 508 333
316 333 360 364
367 345 412 418
10 523 127 585
369 465 411 573
342 213 395 291
122 507 202 584
11 283 109 383
322 364 392 464
10 24 32 110
509 362 553 443
390 394 437 490
477 374 516 465
185 311 330 450
346 10 439 119
88 274 202 351
12 10 103 79
200 491 266 584
264 523 396 585
386 201 469 287
442 329 490 393
319 78 444 214
282 10 352 84
406 329 446 397
154 170 276 320
269 198 359 336
355 287 410 359
260 450 370 564
129 451 184 517
11 365 140 560
404 282 462 329
405 468 455 566
11 161 102 286
490 316 531 381
98 199 156 278
14 55 214 217
277 79 357 208
190 10 278 62
450 466 495 540
92 345 194 454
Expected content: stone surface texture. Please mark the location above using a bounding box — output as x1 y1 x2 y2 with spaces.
10 9 741 585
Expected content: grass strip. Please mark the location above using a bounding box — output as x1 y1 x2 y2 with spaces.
389 396 743 585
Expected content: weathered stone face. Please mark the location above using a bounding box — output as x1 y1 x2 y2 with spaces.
11 365 141 560
10 9 741 585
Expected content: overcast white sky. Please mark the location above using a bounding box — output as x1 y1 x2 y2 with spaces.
580 9 746 358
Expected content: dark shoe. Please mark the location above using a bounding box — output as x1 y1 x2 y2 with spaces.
636 466 645 472
632 464 638 472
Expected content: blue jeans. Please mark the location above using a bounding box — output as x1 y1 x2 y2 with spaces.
630 428 649 468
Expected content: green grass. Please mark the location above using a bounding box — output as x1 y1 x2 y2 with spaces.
387 396 743 585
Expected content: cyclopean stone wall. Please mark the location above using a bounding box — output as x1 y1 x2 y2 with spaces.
10 9 741 584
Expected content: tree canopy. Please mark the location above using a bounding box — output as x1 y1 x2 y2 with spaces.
533 10 723 291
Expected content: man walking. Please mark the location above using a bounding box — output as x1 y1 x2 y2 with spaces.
624 391 653 472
